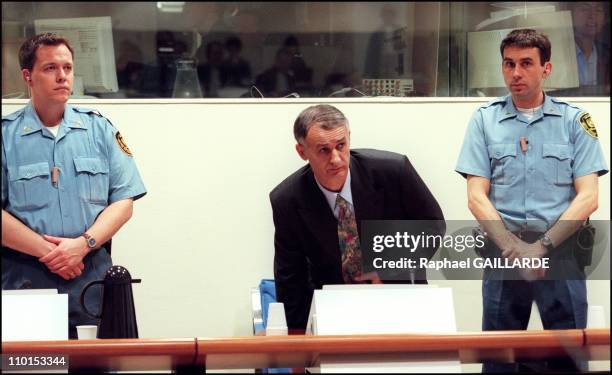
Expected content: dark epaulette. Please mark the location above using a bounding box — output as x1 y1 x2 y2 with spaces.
72 106 116 128
550 96 580 111
480 96 506 109
2 108 25 124
72 106 103 117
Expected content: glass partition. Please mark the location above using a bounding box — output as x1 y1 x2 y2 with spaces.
2 1 609 99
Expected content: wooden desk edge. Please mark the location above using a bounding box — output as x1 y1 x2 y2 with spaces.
2 329 608 370
584 328 611 346
196 329 588 355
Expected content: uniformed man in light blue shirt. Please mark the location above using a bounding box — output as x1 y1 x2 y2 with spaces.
2 33 146 338
456 29 607 371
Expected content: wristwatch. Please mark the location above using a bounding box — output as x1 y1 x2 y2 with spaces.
82 233 97 249
539 234 554 252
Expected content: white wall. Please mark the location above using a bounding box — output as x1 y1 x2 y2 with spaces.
2 97 610 338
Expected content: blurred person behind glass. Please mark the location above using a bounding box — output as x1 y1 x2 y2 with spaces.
283 35 313 94
196 40 225 97
116 40 144 98
571 2 609 89
364 3 402 79
255 47 296 97
221 35 252 88
554 2 610 96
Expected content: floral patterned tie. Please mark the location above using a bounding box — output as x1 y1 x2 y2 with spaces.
336 194 363 283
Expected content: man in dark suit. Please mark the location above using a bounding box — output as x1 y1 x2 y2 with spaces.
270 104 445 329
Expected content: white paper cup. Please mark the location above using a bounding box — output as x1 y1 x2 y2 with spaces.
587 305 606 328
266 302 288 335
77 325 98 339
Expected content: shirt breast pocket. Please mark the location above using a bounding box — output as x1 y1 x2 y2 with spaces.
542 144 573 185
487 144 517 185
74 157 110 204
9 162 51 210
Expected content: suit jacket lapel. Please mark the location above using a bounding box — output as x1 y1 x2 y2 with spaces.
350 155 385 234
297 170 340 260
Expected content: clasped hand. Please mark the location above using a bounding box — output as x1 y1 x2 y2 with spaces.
39 235 87 280
501 232 547 281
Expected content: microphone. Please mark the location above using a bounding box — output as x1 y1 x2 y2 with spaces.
250 85 264 98
328 87 368 97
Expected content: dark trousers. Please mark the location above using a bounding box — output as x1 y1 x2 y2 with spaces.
2 247 112 339
482 276 587 372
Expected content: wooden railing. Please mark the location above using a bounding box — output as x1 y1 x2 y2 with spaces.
2 329 609 372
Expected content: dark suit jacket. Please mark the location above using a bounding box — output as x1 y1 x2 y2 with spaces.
269 149 445 329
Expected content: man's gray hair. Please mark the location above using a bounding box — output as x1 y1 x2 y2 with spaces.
293 104 349 144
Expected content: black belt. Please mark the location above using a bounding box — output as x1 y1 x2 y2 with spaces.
512 230 544 243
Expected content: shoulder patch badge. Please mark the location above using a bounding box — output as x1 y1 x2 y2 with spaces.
115 132 133 156
579 112 598 139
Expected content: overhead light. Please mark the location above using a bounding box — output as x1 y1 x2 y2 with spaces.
156 2 185 13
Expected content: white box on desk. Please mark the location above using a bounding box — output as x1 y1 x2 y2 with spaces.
2 289 68 341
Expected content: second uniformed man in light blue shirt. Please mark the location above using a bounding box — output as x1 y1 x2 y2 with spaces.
456 29 607 371
2 33 146 338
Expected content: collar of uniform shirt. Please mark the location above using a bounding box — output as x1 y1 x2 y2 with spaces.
21 101 45 135
315 169 354 220
516 104 543 121
22 101 88 136
501 94 562 121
